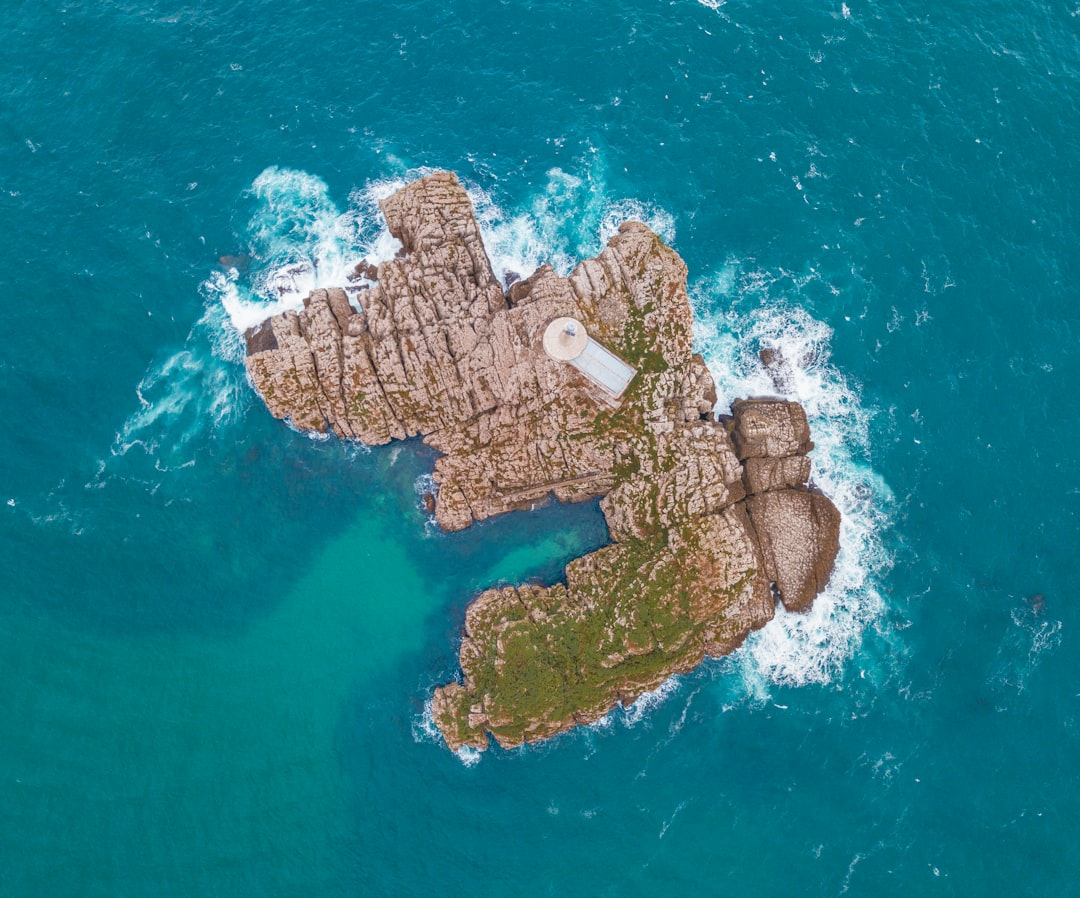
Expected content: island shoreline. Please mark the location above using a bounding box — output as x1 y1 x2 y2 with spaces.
242 171 841 751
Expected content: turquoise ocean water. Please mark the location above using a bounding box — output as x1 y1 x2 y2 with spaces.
2 1 1078 894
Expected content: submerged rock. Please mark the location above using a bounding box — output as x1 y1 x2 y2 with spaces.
244 171 841 751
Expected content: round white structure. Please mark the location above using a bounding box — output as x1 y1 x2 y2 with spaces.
542 317 589 361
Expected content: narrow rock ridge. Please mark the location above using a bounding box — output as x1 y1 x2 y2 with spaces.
243 171 841 751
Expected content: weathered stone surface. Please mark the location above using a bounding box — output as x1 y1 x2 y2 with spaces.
730 398 812 460
243 171 842 752
744 489 842 612
743 455 813 494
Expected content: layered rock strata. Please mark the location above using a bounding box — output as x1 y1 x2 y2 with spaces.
244 171 841 751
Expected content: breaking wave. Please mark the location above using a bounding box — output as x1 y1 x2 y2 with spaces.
690 262 896 693
467 167 676 282
212 167 402 333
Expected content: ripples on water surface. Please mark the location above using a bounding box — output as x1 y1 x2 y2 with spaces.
1 0 1078 894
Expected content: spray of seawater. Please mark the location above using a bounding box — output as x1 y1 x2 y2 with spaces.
466 167 675 281
216 167 403 332
691 261 896 696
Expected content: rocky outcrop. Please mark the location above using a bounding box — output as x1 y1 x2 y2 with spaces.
244 171 841 751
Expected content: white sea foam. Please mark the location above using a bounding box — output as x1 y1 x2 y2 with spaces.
209 168 417 337
414 472 439 530
621 676 682 726
412 695 442 745
217 270 307 333
455 746 483 767
599 198 676 248
414 694 486 765
989 604 1063 696
691 263 895 693
214 167 370 332
108 303 250 475
466 168 676 282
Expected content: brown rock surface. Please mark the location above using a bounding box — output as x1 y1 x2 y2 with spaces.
745 489 842 612
244 171 842 751
742 455 813 494
730 397 813 460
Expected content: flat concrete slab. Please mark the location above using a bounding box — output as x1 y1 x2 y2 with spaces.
570 339 637 398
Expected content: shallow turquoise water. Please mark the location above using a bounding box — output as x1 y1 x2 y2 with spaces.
2 0 1078 894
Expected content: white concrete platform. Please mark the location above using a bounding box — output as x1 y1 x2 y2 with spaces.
542 317 637 399
570 339 637 398
543 317 588 361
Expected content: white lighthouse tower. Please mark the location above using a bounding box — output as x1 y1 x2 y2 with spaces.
542 317 637 400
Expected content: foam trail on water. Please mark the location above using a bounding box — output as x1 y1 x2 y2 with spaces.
988 602 1063 700
105 301 250 478
690 262 896 693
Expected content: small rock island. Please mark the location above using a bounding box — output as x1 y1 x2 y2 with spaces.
243 172 841 751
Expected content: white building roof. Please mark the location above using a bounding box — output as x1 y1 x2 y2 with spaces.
542 317 637 399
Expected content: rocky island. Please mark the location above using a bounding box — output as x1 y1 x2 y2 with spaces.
243 172 841 751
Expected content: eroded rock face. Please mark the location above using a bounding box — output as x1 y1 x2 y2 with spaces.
244 171 841 752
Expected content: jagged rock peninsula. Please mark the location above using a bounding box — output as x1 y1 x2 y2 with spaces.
243 172 841 751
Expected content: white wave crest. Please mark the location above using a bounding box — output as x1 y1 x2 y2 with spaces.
466 168 677 282
247 167 362 293
599 198 676 248
214 168 357 331
691 263 895 690
621 676 682 726
212 167 411 334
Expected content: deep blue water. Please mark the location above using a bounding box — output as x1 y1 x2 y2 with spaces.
2 0 1079 894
